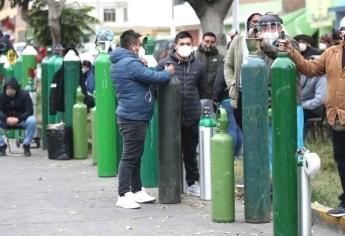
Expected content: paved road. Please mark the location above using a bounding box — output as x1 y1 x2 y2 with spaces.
0 146 342 236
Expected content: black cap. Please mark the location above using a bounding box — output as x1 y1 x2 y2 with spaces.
294 34 314 45
258 13 283 26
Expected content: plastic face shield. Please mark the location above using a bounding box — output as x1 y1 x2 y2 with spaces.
97 41 111 53
258 22 280 34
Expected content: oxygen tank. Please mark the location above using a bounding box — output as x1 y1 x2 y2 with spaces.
211 107 234 222
199 106 216 200
72 87 88 159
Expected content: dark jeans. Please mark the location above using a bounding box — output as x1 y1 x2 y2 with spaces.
332 130 345 206
182 123 199 186
118 117 148 196
233 91 243 130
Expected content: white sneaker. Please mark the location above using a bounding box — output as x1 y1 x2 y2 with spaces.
133 187 156 203
187 181 200 197
116 192 141 209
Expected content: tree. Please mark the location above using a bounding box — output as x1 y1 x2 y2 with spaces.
186 0 232 35
186 0 232 54
0 0 98 46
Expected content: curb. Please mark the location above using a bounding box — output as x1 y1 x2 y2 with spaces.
312 202 345 234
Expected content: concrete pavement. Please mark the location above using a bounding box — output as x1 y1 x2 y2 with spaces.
0 145 342 236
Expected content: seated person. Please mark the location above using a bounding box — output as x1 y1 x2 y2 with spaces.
300 56 327 125
0 77 36 156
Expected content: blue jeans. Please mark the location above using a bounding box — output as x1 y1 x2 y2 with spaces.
117 117 149 196
220 99 243 157
0 115 36 146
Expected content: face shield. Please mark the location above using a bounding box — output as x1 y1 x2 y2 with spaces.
258 22 281 45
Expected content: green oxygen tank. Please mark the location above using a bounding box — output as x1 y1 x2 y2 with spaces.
158 76 182 204
211 107 234 223
241 38 271 223
63 50 80 128
91 92 97 165
21 45 37 88
73 87 88 159
41 47 52 149
0 54 6 84
95 52 117 177
47 53 63 124
271 49 298 235
141 35 158 187
14 55 23 85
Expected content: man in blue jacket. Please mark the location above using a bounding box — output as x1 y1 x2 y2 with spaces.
0 77 36 156
110 30 175 209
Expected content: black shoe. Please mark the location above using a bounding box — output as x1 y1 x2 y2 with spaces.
0 144 7 156
23 144 31 157
327 206 345 217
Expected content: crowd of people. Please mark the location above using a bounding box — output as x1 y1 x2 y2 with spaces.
109 12 345 219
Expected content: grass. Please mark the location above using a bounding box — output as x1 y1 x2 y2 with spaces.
234 130 341 208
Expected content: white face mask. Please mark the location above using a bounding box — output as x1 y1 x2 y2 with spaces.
298 43 307 52
82 67 89 74
319 43 327 50
177 45 193 58
262 32 279 45
138 47 146 58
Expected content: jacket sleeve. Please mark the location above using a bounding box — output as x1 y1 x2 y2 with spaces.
224 37 236 93
289 47 326 77
0 96 6 122
130 60 172 84
302 75 327 110
18 91 33 122
198 62 207 98
213 64 225 103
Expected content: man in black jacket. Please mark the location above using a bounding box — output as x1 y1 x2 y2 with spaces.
156 31 206 197
0 77 36 156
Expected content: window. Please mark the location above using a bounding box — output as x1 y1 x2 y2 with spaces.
123 7 128 22
104 8 116 22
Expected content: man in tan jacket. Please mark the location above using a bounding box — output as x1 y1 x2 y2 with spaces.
282 16 345 217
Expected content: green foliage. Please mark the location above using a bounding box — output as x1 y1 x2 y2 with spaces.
28 2 99 47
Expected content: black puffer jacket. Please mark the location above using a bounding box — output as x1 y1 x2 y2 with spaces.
0 78 33 122
157 51 206 126
195 45 224 99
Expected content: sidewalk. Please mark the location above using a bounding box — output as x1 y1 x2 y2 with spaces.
0 146 342 236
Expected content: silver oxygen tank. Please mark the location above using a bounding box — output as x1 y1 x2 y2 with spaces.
199 106 216 200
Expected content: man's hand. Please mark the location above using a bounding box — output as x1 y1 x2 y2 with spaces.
165 64 175 74
6 117 19 126
278 39 294 54
139 56 148 66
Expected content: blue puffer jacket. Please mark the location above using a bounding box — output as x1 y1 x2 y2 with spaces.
110 47 172 121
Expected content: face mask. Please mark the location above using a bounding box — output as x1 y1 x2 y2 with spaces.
82 67 89 74
319 43 326 50
203 45 216 53
177 45 193 58
298 43 307 52
262 32 279 45
5 88 16 97
138 47 145 58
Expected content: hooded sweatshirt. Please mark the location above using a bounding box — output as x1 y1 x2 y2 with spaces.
0 78 33 123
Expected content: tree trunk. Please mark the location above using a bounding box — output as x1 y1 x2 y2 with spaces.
47 0 65 45
186 0 232 55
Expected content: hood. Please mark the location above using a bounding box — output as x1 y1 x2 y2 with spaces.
3 77 20 92
110 47 136 63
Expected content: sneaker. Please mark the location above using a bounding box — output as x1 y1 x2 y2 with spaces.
23 144 31 157
327 206 345 217
0 144 7 156
187 181 200 197
133 187 156 203
116 192 141 209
